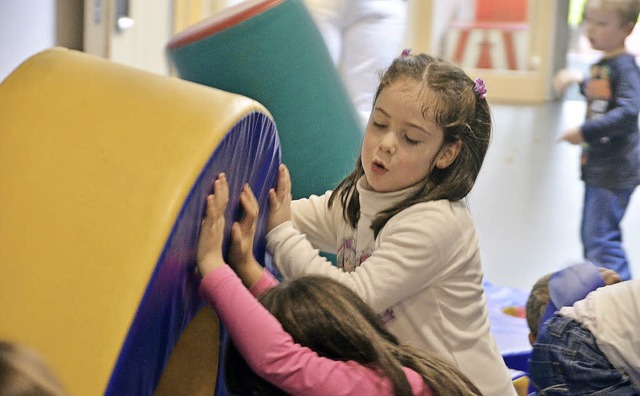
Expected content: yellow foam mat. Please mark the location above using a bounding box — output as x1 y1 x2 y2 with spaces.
0 48 269 395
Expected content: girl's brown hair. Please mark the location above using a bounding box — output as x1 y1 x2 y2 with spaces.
328 53 492 237
225 275 482 396
0 341 67 396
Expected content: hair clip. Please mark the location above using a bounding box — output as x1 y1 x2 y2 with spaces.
400 48 411 57
474 77 487 99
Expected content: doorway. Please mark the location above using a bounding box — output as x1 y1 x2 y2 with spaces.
408 0 570 103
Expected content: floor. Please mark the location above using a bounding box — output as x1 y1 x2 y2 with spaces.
469 99 640 291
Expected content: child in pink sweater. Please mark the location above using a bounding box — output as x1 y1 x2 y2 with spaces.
195 173 481 396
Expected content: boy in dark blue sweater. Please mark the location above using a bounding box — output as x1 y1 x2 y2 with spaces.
554 0 640 281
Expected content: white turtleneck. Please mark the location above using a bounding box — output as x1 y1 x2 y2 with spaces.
266 178 516 396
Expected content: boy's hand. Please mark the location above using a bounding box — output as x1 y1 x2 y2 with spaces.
268 164 292 232
228 183 264 287
553 68 584 95
557 127 584 145
197 173 229 277
598 267 622 285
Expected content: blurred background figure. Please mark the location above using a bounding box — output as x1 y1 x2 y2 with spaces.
303 0 408 127
0 341 67 396
224 0 408 127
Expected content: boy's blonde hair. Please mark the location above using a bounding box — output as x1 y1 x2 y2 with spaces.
525 272 553 340
587 0 640 26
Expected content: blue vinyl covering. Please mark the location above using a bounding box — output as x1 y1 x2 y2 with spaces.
105 112 280 395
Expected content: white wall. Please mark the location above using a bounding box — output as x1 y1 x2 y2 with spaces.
0 0 56 82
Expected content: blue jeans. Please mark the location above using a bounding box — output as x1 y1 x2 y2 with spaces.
582 185 635 280
529 314 638 395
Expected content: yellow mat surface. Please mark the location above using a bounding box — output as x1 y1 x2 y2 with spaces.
0 48 272 395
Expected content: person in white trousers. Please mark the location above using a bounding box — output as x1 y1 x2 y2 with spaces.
304 0 408 127
223 0 407 127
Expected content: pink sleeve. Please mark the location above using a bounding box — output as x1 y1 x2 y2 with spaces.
198 265 431 396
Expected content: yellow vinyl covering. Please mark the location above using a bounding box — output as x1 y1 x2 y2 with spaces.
0 48 270 395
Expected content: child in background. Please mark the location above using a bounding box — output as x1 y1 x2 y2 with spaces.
265 52 515 395
525 263 639 394
554 0 640 281
0 341 67 396
525 261 621 344
195 173 482 395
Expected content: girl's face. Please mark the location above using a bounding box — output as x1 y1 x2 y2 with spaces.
361 78 460 193
583 6 632 53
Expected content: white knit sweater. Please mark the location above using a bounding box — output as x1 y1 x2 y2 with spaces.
266 178 516 396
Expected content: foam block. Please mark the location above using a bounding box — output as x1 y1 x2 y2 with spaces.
167 0 363 199
0 47 280 395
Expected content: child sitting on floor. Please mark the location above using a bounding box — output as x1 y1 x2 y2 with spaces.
525 261 638 394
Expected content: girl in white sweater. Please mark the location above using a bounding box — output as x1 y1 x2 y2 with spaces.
266 51 515 396
196 173 483 396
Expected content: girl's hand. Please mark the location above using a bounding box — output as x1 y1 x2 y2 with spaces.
228 184 264 287
268 164 292 232
197 173 229 277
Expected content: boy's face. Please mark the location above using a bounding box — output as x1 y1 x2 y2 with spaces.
583 5 634 53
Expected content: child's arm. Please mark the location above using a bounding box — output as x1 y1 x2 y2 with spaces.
196 173 229 278
268 163 342 253
268 199 475 314
267 164 292 233
553 68 584 95
228 182 280 296
227 183 265 289
548 262 607 309
580 57 640 142
536 262 620 335
198 265 430 395
557 127 585 145
197 175 276 295
196 175 430 394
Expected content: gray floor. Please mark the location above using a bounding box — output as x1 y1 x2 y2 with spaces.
468 99 640 291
